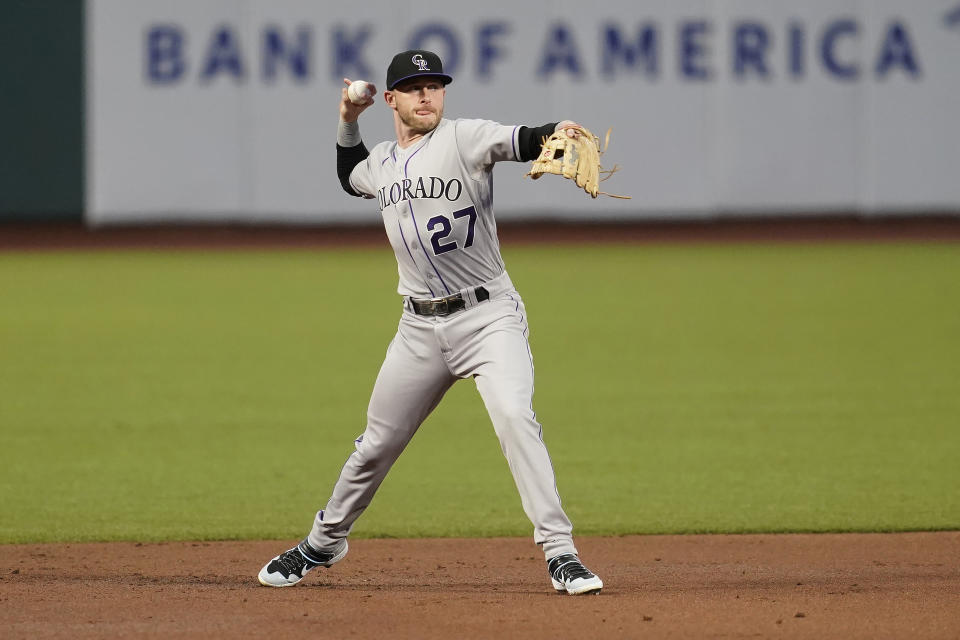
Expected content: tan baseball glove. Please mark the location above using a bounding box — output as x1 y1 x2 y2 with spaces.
526 125 630 199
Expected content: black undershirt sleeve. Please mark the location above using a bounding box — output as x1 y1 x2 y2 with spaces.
516 122 559 162
336 142 370 197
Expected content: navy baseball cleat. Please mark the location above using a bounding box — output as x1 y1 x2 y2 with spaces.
547 553 603 595
258 538 348 587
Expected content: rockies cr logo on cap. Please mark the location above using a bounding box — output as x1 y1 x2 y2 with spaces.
386 49 452 89
411 53 430 71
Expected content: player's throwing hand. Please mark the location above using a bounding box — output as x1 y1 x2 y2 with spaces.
340 77 377 122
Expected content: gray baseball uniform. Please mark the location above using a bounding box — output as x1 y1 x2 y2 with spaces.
307 116 580 561
257 49 602 596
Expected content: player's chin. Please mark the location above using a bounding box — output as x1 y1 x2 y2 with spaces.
412 115 440 133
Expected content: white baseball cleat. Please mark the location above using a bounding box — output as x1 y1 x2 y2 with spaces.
258 539 348 587
547 553 603 595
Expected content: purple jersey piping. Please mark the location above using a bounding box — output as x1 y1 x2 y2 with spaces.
511 125 520 160
404 141 452 295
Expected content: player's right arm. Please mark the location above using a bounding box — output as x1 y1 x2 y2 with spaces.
337 78 376 198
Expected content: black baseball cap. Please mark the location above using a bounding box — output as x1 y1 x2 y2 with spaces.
386 50 453 90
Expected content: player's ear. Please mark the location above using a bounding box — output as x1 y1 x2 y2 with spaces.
384 90 396 108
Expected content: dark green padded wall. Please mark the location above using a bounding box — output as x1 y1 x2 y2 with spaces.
0 0 83 220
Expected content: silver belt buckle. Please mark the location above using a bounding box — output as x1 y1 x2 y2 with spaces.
433 297 450 315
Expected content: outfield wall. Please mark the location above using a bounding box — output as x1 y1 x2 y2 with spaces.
3 1 956 225
0 1 84 221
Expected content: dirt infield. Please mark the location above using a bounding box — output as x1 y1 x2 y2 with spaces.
2 532 958 639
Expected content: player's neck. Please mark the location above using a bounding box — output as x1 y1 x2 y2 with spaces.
396 131 425 149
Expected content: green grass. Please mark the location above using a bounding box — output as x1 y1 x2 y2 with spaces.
1 242 959 543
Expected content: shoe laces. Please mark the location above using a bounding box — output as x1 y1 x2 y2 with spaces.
549 554 594 582
277 548 314 574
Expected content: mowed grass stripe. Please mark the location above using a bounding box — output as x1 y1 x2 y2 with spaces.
0 243 957 543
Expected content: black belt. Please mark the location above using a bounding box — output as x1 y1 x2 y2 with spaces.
410 286 489 316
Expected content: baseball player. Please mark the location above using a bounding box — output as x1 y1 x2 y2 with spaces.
258 49 603 595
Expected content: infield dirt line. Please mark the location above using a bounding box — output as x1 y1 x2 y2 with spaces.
1 532 958 639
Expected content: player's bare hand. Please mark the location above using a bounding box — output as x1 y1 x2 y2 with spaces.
556 120 582 138
340 77 377 122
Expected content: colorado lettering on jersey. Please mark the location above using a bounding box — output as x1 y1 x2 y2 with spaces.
376 177 463 211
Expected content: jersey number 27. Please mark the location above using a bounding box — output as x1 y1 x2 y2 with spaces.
427 206 477 255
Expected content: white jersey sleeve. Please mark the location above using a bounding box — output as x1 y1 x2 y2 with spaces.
454 119 522 176
348 157 374 197
347 145 384 198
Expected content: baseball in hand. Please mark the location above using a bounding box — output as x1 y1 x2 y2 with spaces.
347 80 374 104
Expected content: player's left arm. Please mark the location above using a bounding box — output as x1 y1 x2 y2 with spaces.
457 120 583 174
518 120 585 160
516 123 558 162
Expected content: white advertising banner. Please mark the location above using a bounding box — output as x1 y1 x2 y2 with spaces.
86 0 960 224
